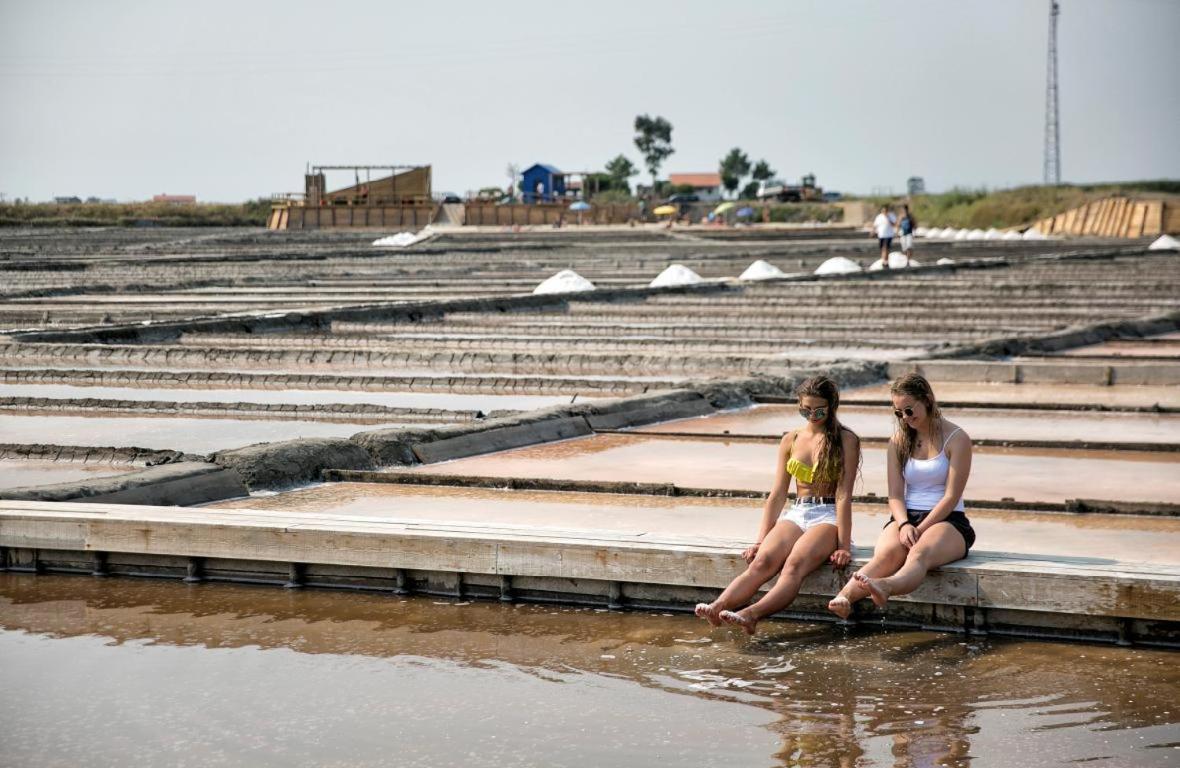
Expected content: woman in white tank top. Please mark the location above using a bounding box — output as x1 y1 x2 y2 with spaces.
828 373 974 619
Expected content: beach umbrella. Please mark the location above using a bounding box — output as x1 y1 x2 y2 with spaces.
736 207 755 218
714 201 736 214
653 204 677 216
568 199 591 224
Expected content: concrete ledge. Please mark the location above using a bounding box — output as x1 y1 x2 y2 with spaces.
584 392 715 430
2 500 1176 645
212 438 374 491
0 462 247 506
410 415 592 464
942 309 1180 361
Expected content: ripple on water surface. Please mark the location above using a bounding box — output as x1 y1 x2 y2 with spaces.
0 574 1176 767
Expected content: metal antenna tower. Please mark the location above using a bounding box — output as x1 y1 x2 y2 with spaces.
1043 0 1061 185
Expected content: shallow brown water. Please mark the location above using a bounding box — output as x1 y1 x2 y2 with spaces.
1 574 1176 767
645 405 1180 444
412 433 1180 504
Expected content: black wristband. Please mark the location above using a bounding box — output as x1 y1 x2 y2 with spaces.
898 521 913 529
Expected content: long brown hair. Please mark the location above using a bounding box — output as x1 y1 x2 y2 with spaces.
794 375 859 488
891 372 942 466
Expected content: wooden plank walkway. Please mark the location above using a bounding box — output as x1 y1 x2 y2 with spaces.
1 500 1178 646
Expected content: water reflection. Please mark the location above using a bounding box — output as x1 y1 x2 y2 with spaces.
1 574 1177 767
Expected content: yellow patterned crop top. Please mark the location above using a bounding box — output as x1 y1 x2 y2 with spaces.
785 456 815 484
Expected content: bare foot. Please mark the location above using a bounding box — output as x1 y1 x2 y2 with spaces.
854 573 892 608
827 595 852 620
719 609 758 636
694 602 722 628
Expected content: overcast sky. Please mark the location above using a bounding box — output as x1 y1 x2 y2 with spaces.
1 0 1177 202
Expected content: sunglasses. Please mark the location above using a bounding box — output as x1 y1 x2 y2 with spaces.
799 406 828 421
893 406 918 419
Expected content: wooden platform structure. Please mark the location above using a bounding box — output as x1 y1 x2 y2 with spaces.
2 499 1177 647
1030 196 1179 238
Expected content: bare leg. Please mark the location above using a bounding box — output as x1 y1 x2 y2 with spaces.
699 519 803 625
723 524 837 635
828 521 908 619
857 523 967 608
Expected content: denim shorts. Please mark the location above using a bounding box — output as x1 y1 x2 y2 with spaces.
780 501 837 532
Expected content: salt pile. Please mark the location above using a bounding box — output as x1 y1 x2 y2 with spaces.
650 264 703 287
954 229 972 240
869 252 921 270
1022 227 1046 240
937 257 956 265
939 227 959 238
533 269 596 294
915 226 930 237
372 226 436 247
814 256 862 275
983 228 1001 240
1002 231 1023 241
1148 234 1180 251
966 229 986 240
739 259 786 280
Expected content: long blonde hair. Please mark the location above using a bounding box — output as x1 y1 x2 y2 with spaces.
794 375 859 486
891 372 942 467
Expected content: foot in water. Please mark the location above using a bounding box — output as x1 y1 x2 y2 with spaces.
718 609 758 635
694 602 722 627
854 572 892 608
827 595 852 620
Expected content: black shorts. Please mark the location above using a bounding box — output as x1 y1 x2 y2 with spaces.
883 509 976 554
878 237 892 249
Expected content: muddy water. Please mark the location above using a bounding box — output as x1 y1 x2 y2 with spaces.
411 433 1180 504
843 382 1180 409
0 414 407 454
1 574 1176 768
209 483 1180 564
643 405 1180 444
0 459 132 489
0 383 585 412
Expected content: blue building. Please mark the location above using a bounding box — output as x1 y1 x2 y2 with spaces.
520 163 565 204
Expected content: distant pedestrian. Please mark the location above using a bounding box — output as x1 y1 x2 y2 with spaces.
898 205 916 266
872 205 896 268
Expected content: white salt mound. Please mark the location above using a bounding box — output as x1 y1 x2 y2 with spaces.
938 227 957 238
869 252 921 270
650 264 703 287
1022 227 1046 240
372 226 436 247
954 229 972 240
1148 234 1180 251
1002 231 1023 241
533 269 596 294
983 228 1001 240
739 259 786 280
966 229 986 240
814 256 862 275
915 226 930 237
937 257 955 265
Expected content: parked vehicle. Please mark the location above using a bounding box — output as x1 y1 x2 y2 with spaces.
756 174 823 203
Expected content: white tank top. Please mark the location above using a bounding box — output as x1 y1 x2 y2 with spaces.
903 427 965 512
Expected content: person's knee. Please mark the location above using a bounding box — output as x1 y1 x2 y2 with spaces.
780 558 808 582
749 554 779 576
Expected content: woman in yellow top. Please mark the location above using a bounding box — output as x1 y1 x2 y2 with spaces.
695 375 860 635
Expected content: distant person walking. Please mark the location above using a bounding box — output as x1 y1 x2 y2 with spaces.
872 205 897 268
695 376 860 635
828 373 975 620
898 205 916 266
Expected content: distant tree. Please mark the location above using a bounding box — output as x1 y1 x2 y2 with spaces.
604 154 638 194
740 181 760 200
751 160 776 182
719 148 751 199
633 115 674 197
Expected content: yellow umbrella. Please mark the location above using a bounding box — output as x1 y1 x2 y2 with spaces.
653 205 677 216
714 201 736 214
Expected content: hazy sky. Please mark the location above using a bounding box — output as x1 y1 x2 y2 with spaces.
1 0 1177 202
